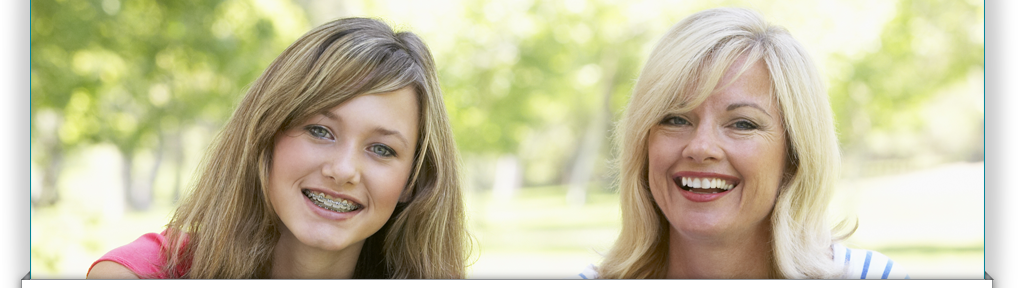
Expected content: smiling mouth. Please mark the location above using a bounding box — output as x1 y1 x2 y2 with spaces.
302 189 362 213
674 177 738 194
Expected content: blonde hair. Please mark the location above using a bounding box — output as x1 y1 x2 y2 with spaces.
162 18 468 279
598 8 846 279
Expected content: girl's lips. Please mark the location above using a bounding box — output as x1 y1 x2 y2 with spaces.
301 187 364 206
301 188 364 215
301 192 362 221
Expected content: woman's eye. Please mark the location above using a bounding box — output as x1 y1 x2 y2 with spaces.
370 144 396 158
732 120 759 130
305 125 334 140
662 116 690 126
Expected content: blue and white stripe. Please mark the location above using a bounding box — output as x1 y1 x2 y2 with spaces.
833 243 910 279
576 244 909 279
577 264 597 279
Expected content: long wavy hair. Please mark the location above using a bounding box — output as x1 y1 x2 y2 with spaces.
160 18 468 279
598 8 850 279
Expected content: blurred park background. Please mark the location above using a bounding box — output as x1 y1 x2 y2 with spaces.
30 0 984 279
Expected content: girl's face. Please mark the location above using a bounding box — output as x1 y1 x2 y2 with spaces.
268 86 419 253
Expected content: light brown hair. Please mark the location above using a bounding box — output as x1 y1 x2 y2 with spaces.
162 18 467 279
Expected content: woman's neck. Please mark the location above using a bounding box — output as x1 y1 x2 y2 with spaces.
665 222 774 279
270 232 363 279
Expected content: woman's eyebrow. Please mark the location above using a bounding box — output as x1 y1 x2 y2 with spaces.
727 103 771 117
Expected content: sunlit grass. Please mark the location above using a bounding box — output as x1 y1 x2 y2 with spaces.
465 185 620 278
31 200 175 278
30 148 982 279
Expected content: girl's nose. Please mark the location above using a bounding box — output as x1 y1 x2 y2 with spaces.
322 144 361 186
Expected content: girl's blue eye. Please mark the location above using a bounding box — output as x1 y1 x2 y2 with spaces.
370 144 396 158
305 125 334 140
662 116 690 126
732 120 759 130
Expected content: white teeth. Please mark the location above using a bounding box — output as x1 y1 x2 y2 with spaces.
680 177 736 191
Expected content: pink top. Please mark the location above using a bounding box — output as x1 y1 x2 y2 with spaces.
88 230 185 279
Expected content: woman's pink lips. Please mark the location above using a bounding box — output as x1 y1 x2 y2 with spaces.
672 172 739 203
679 188 731 202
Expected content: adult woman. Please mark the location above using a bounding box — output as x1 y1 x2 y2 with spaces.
87 18 468 279
585 8 906 279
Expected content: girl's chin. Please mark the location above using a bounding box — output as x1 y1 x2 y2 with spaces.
282 226 358 250
295 234 363 252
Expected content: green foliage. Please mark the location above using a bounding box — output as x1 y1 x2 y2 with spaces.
827 0 983 153
31 0 309 160
31 0 984 196
425 0 656 185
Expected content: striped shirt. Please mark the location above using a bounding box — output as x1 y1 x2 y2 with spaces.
576 243 909 279
833 243 909 279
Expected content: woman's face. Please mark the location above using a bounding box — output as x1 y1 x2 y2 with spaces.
268 86 419 252
647 59 787 240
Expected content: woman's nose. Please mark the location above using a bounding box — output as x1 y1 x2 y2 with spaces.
322 145 361 186
682 125 724 163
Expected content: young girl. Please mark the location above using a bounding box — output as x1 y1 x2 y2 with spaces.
86 18 468 279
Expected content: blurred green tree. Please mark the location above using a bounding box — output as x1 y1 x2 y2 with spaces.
827 0 983 160
31 0 309 209
427 0 655 201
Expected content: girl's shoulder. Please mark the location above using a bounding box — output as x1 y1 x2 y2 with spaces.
87 230 178 279
832 243 909 279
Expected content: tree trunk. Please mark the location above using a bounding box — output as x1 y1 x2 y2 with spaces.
122 135 165 211
122 151 136 210
566 54 619 206
32 143 63 207
170 128 184 204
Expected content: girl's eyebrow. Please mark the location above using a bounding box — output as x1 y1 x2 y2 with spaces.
320 111 411 148
321 111 340 121
373 127 411 148
727 102 771 117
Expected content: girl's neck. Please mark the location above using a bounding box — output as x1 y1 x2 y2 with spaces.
665 222 774 279
270 232 363 279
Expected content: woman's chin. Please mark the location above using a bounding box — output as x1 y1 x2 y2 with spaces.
671 223 727 239
667 211 771 242
666 212 735 238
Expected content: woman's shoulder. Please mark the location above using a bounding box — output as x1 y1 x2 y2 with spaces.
576 264 598 279
832 243 909 279
87 230 174 279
